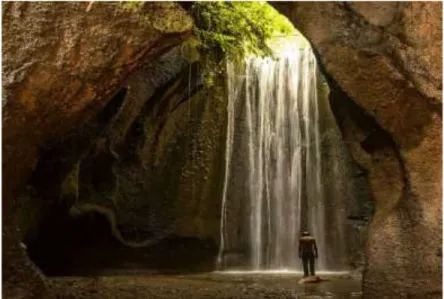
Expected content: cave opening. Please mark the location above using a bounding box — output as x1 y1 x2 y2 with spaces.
11 2 380 299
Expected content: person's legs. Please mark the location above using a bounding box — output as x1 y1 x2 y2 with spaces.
302 257 309 277
309 256 315 276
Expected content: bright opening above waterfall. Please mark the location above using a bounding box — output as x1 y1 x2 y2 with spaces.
217 33 351 272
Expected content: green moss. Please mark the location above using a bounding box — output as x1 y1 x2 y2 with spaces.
120 1 145 11
180 37 201 63
190 2 296 88
60 162 80 203
117 2 193 34
192 2 295 59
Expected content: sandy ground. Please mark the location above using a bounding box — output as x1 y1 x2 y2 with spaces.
50 272 362 299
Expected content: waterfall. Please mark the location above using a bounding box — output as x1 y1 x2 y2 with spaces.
217 60 240 269
218 41 349 271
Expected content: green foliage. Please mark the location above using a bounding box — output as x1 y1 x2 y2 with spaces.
120 1 145 10
180 37 202 63
192 2 295 60
189 2 295 87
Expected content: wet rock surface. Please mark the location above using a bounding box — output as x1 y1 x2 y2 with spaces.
298 276 329 285
22 50 227 275
50 273 362 299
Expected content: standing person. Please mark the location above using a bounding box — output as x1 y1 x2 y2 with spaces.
298 231 318 277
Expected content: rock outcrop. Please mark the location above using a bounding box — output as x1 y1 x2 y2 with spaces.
274 2 442 298
18 43 227 275
2 2 192 298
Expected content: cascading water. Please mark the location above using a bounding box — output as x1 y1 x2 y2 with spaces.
218 38 350 272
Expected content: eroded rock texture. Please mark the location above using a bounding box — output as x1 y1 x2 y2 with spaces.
274 2 442 298
10 36 228 277
24 47 227 274
2 2 192 298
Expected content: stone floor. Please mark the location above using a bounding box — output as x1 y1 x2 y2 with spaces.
50 272 362 299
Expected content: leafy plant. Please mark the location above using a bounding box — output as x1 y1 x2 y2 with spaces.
189 2 296 86
192 2 294 59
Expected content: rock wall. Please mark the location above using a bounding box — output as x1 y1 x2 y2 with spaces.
71 59 227 252
2 2 192 298
274 2 442 298
105 67 226 246
316 77 373 271
18 45 228 275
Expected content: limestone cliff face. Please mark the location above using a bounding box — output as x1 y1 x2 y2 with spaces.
3 1 192 205
16 45 227 275
71 55 227 251
2 2 192 298
274 2 442 298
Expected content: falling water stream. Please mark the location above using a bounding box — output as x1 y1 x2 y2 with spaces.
218 39 349 272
